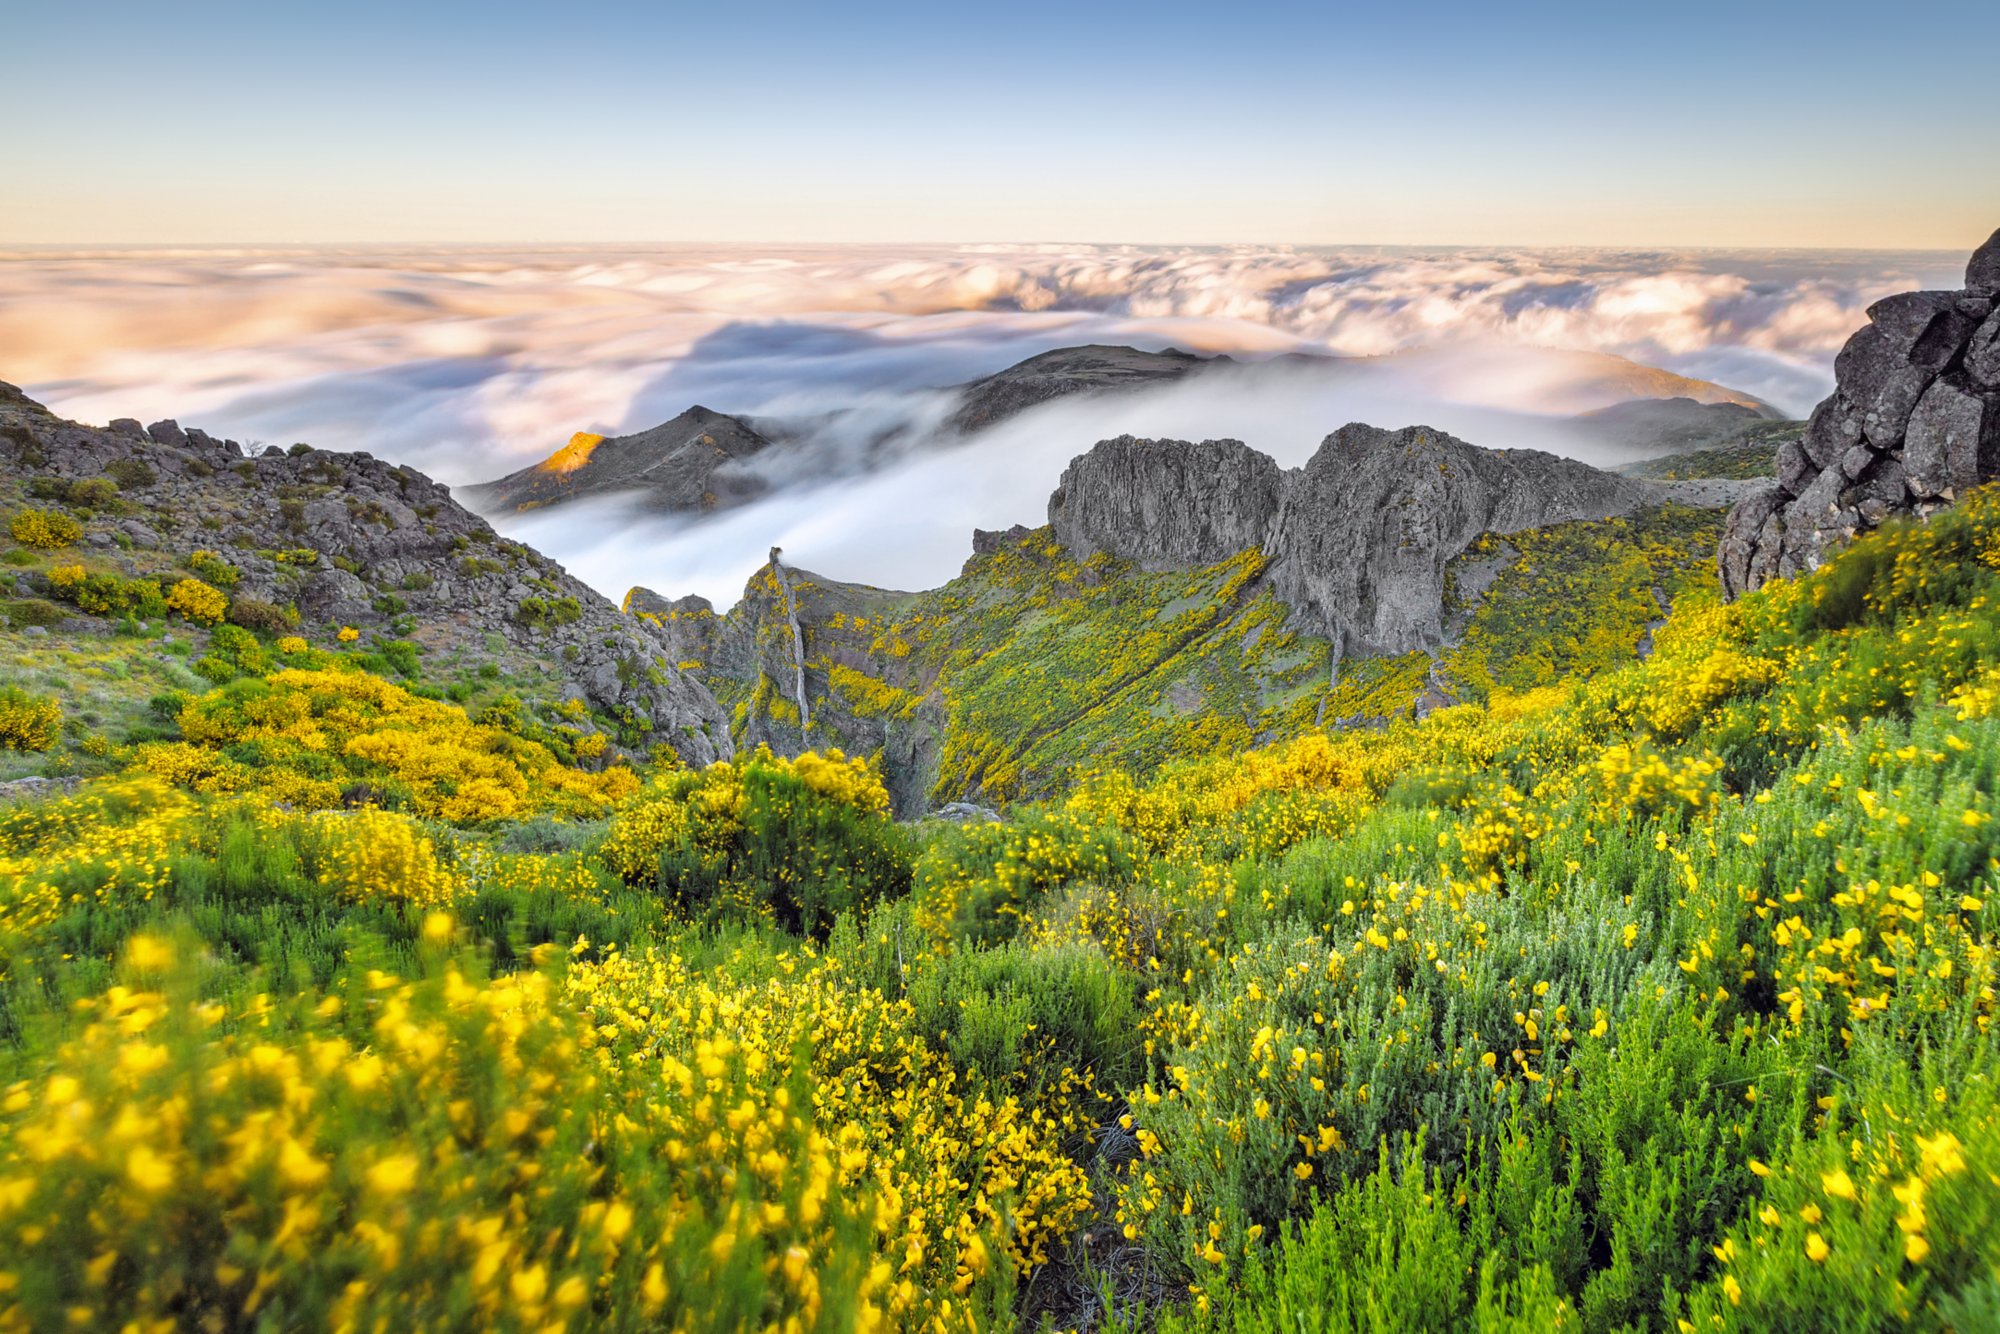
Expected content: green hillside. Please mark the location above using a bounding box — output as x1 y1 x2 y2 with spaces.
4 459 1999 1331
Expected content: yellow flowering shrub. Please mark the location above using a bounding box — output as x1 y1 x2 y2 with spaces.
0 943 898 1333
142 668 637 823
0 687 61 752
7 506 81 549
309 807 463 908
164 576 228 625
601 748 905 934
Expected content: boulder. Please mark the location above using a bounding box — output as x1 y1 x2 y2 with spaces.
1049 436 1284 570
1968 228 2000 296
1904 376 1991 499
1721 228 2000 596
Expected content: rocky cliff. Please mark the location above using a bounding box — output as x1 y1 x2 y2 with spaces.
1720 230 2000 597
1052 424 1653 659
0 382 732 763
465 406 774 514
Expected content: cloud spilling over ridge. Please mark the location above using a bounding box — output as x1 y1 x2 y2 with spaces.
0 243 1965 604
508 349 1770 607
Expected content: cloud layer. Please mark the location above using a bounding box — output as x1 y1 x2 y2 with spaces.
2 243 1963 604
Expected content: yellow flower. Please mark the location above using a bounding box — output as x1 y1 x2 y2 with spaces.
511 1265 548 1305
1804 1232 1829 1263
1821 1168 1857 1201
367 1153 420 1196
126 1146 174 1193
1918 1132 1966 1178
1723 1274 1742 1306
124 935 175 972
337 626 361 643
1904 1233 1930 1264
1293 1162 1313 1180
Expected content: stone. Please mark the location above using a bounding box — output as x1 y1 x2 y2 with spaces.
1724 230 2000 597
1966 311 2000 390
1775 436 1817 493
1968 228 2000 296
1904 376 1990 499
1800 391 1865 468
1867 291 1979 370
1048 436 1284 569
1718 485 1787 599
146 419 186 447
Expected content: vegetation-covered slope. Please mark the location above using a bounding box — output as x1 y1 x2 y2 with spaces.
5 451 2000 1330
649 502 1730 814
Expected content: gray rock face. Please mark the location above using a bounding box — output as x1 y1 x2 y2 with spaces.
466 406 773 515
1720 229 2000 598
0 382 731 765
1049 436 1284 569
1047 423 1651 660
948 344 1210 435
1968 228 2000 296
1268 425 1652 658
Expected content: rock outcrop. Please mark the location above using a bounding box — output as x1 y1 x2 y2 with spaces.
1720 229 2000 597
466 406 774 514
946 344 1210 434
1049 436 1285 569
0 383 732 763
1050 424 1651 659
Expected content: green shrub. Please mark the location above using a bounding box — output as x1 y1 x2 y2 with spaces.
105 459 156 490
225 595 295 634
515 595 583 630
187 549 242 589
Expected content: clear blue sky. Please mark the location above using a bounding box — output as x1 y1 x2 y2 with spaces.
6 0 1996 247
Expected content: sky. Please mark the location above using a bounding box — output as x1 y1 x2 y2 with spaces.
4 0 1997 248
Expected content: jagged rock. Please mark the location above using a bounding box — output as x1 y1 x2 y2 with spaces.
1968 228 2000 296
970 524 1034 558
1049 436 1283 569
1718 485 1787 596
1047 423 1650 659
0 776 83 803
1966 310 2000 390
931 802 1002 824
1775 437 1817 492
1267 424 1651 658
466 407 774 514
1904 376 1995 499
948 344 1209 435
0 383 732 765
1721 229 2000 598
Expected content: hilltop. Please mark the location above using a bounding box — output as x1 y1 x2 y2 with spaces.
0 380 730 772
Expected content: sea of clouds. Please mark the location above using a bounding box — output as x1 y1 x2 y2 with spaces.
0 243 1964 603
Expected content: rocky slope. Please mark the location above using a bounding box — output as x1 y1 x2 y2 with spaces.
463 406 775 514
944 344 1211 434
0 382 732 763
1051 425 1657 659
1559 396 1776 463
638 422 1736 810
1721 229 2000 597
